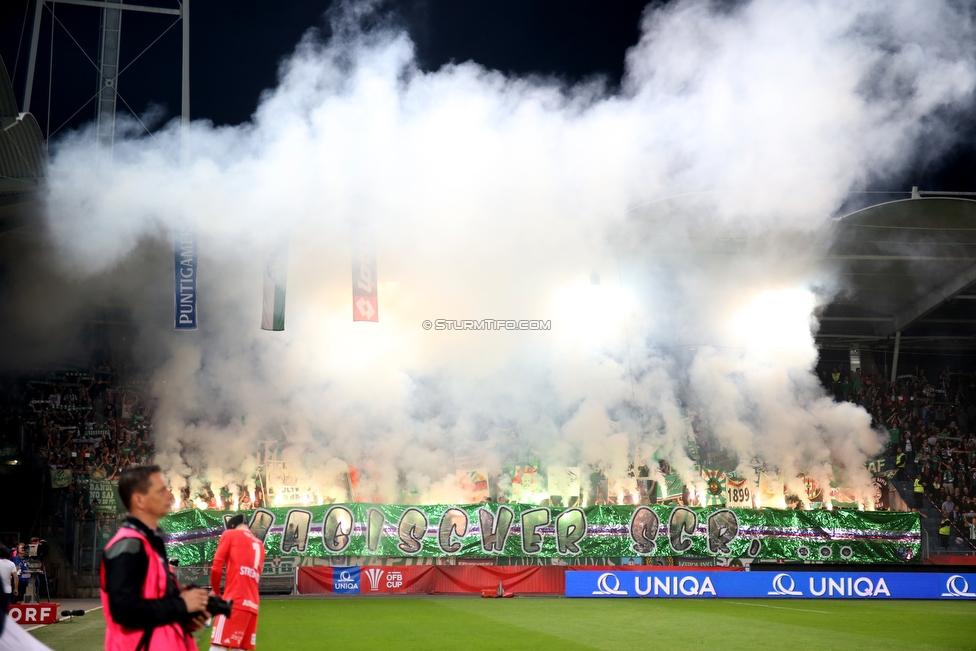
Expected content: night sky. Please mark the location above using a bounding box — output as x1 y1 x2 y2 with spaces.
1 0 973 194
0 2 644 129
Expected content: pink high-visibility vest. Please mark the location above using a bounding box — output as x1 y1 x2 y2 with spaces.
100 526 197 651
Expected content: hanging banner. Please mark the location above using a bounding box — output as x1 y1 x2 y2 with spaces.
51 469 73 489
702 470 727 506
265 459 315 507
802 475 824 505
726 477 753 508
831 484 860 509
872 476 891 511
865 457 898 480
161 503 921 565
507 462 541 503
547 466 581 507
261 232 289 331
89 479 125 514
456 467 490 502
758 472 787 508
657 474 684 502
351 232 378 322
174 228 198 330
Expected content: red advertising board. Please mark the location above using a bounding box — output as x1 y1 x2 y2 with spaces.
7 603 60 625
924 555 976 566
296 566 433 595
297 565 566 595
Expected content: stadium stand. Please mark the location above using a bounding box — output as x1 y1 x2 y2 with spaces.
823 368 976 553
0 366 158 595
1 360 973 600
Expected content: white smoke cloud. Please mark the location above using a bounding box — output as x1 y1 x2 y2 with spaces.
38 0 976 505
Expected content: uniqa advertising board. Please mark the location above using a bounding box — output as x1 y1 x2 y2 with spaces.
565 571 976 600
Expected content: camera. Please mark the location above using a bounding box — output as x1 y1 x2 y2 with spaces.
28 539 48 559
206 595 234 618
185 585 233 618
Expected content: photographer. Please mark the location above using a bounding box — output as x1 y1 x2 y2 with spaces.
100 465 209 650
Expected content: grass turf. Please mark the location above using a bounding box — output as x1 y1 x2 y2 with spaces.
29 598 976 651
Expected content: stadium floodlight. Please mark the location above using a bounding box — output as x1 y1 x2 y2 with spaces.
549 280 637 346
729 288 816 353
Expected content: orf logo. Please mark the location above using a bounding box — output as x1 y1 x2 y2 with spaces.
592 572 628 596
7 604 58 624
942 575 976 598
767 573 803 596
364 568 385 592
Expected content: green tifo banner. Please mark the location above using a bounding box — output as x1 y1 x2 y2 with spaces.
161 504 921 566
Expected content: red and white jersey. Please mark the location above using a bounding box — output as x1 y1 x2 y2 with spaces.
210 527 265 614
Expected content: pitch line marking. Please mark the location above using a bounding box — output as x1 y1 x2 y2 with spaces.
727 600 829 614
23 606 103 632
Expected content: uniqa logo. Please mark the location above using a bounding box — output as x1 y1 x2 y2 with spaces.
767 573 803 596
634 575 716 596
941 575 976 598
364 568 385 592
592 572 628 595
335 570 358 590
808 576 890 597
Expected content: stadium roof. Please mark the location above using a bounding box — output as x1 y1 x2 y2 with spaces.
0 55 45 203
0 56 45 237
819 196 976 352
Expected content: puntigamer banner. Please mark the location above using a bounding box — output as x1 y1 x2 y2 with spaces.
161 504 920 566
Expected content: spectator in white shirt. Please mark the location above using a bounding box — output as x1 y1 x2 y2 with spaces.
0 546 17 612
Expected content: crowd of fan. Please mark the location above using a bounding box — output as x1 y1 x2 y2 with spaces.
824 366 976 547
3 363 975 551
17 367 155 521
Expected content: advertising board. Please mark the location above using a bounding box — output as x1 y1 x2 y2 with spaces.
566 571 976 599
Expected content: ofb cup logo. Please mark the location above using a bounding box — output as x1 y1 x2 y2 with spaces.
364 568 385 592
767 573 803 596
941 575 976 598
592 573 628 595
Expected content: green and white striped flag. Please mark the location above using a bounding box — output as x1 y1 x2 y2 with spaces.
261 233 289 331
702 469 727 506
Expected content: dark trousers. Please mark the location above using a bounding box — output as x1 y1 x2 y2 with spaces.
914 492 923 509
940 533 950 549
11 582 28 603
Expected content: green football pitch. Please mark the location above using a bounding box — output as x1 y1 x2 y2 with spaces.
29 597 976 651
